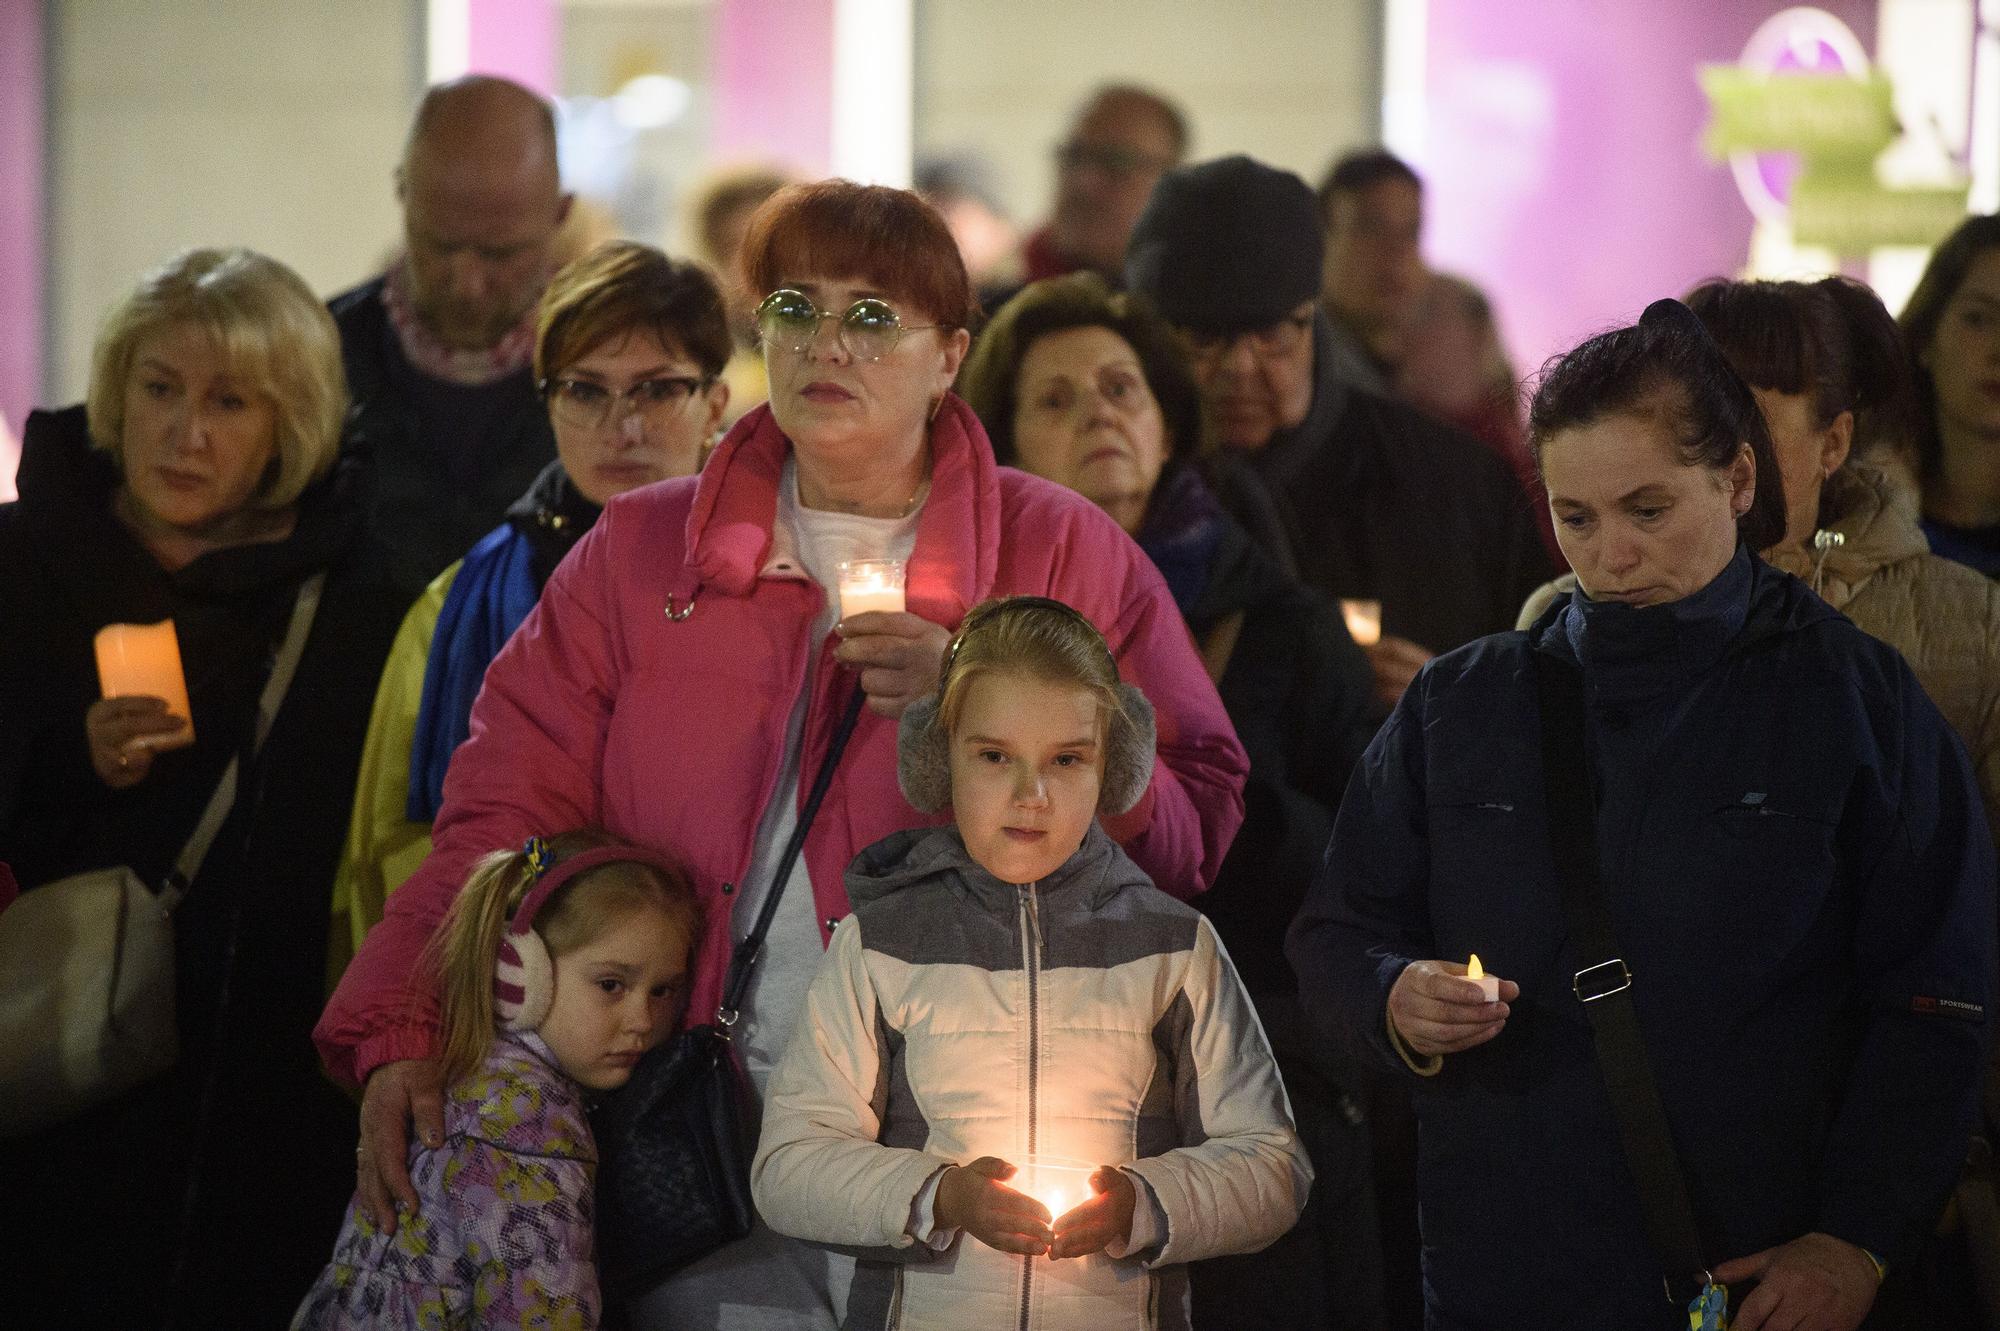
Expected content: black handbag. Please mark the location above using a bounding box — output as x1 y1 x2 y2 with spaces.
593 684 868 1300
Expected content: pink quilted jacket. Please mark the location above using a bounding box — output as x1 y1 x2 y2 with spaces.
315 397 1248 1087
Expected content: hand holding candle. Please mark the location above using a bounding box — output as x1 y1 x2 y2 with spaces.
831 561 952 719
86 621 195 787
1339 599 1437 708
1048 1165 1138 1260
1362 634 1435 710
1386 957 1519 1059
935 1156 1053 1256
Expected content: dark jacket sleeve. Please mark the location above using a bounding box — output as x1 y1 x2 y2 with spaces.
1285 687 1435 1076
1817 662 1997 1265
1205 591 1375 987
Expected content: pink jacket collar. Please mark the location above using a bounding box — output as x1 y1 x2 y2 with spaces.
674 394 1002 627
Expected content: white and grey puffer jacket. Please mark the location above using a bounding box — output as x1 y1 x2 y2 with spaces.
752 823 1311 1331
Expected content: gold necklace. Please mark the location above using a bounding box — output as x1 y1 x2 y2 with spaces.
799 462 930 519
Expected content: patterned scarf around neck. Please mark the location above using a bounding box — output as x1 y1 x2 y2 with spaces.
381 256 540 387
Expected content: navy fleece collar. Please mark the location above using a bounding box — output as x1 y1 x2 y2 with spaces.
1557 544 1754 705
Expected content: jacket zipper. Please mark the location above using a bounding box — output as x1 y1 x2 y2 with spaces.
1017 881 1043 1331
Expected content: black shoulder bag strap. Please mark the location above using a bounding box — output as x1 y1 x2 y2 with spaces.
1532 648 1713 1306
717 682 868 1027
158 572 325 909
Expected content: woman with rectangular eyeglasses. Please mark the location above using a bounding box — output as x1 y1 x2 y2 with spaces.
316 181 1247 1330
331 240 732 965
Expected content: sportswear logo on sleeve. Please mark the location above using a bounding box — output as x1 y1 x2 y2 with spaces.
1910 995 1986 1022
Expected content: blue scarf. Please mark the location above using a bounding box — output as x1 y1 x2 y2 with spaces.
1135 464 1228 616
406 522 543 821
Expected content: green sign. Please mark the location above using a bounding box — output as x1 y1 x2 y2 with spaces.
1791 171 1972 250
1699 68 1896 160
1700 65 1971 254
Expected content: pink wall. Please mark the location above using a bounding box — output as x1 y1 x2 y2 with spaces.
0 0 44 499
711 0 835 175
466 0 559 97
1420 0 1878 376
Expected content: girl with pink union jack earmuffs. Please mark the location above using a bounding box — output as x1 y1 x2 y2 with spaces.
293 831 700 1330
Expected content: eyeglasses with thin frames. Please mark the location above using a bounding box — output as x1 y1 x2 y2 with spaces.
1184 314 1314 363
755 289 944 363
540 375 709 431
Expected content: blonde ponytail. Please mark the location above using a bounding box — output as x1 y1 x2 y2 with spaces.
425 846 539 1088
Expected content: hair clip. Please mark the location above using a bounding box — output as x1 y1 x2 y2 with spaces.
523 836 553 879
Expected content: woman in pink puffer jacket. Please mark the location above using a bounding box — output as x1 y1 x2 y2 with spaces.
316 181 1247 1330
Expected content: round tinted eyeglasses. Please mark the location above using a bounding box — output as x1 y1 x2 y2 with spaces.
755 288 943 363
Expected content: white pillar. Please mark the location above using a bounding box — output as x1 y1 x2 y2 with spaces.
831 0 914 186
427 0 471 85
1381 0 1428 164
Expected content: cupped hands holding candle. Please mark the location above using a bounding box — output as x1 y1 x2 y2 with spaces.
1047 1165 1138 1260
934 1157 1055 1257
933 1156 1138 1260
1387 956 1519 1059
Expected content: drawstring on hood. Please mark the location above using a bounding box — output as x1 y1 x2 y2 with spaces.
1762 463 1929 609
1809 528 1846 594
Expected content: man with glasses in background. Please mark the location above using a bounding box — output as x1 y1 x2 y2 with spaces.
1012 84 1189 292
1127 156 1551 712
332 75 573 601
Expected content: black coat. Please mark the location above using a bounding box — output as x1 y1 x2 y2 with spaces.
1215 314 1554 658
1288 549 1997 1329
329 277 556 602
1144 471 1388 1329
0 405 404 1327
1159 494 1374 1000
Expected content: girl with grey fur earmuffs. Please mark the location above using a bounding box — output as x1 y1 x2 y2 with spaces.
750 595 1311 1320
897 595 1158 820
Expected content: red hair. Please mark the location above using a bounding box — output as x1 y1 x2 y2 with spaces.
740 179 979 331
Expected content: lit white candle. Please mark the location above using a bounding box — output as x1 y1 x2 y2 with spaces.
1466 953 1500 1003
1021 1156 1093 1221
1340 598 1382 647
836 558 907 620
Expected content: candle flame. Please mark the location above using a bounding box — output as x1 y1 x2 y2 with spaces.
1467 953 1486 980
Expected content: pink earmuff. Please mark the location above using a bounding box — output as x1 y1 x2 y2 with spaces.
492 839 683 1033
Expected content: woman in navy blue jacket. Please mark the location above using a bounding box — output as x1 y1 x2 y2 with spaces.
1288 300 1996 1331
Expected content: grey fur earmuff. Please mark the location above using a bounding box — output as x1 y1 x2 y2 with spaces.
897 682 1158 816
